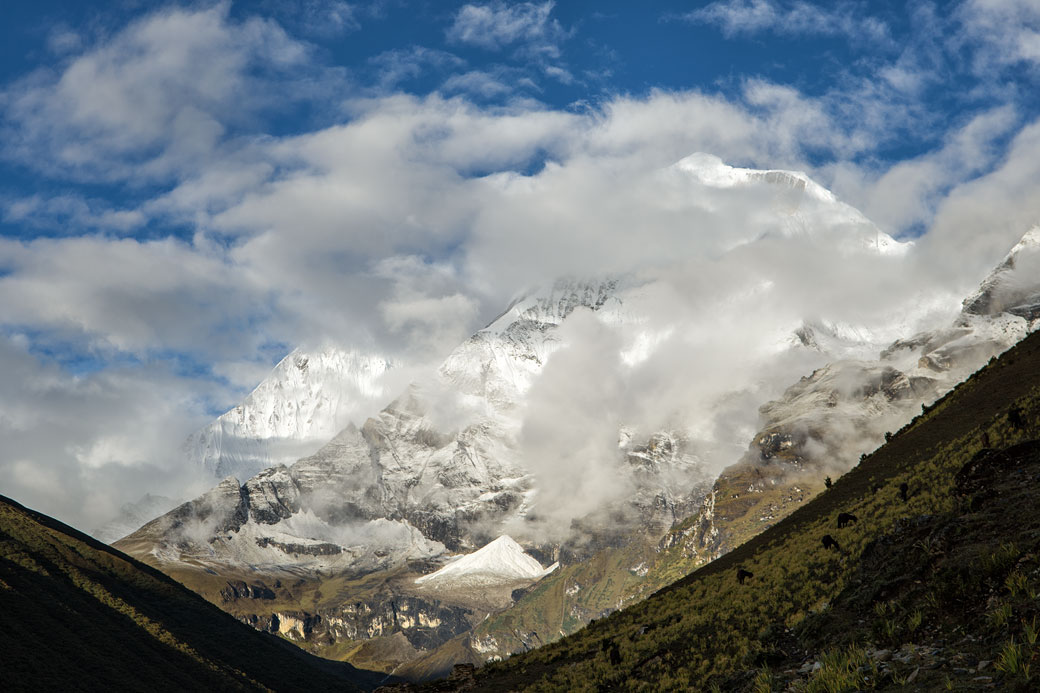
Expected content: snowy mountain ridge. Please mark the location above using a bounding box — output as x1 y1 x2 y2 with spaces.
182 347 393 481
673 152 908 256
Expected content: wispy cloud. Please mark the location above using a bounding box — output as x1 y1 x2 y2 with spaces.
678 0 890 44
366 46 465 91
296 0 361 37
957 0 1040 71
447 1 570 58
3 194 145 234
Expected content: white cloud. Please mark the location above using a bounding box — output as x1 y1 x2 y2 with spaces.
442 69 532 98
825 105 1020 236
447 1 569 57
0 2 315 183
958 0 1040 70
46 26 83 55
0 235 270 359
296 0 361 37
367 46 465 91
2 3 1040 536
3 193 146 233
681 0 890 43
917 116 1040 291
0 334 214 530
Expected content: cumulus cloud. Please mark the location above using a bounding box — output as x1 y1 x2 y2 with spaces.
0 236 271 359
825 105 1020 236
0 2 317 183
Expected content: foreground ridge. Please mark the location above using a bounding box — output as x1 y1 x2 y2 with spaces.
0 494 387 692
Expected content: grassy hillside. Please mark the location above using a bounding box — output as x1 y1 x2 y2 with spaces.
390 327 1040 691
0 494 390 692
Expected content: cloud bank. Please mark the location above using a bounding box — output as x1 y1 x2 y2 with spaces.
0 2 1038 532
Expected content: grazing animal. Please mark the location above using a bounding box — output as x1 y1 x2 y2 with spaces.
1009 407 1026 430
824 476 833 489
821 534 841 551
737 568 754 585
608 645 621 666
837 512 858 528
899 482 909 502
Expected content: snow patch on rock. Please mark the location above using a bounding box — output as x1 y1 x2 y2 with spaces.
416 536 557 587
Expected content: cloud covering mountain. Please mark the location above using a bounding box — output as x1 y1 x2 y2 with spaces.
2 2 1040 530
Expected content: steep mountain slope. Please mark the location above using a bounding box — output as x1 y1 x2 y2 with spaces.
117 276 718 564
410 297 1040 692
0 494 386 692
184 347 393 481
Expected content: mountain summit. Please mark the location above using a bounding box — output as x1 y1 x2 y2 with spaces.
184 347 393 482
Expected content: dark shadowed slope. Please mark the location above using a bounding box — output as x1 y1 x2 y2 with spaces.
0 494 390 692
392 327 1040 691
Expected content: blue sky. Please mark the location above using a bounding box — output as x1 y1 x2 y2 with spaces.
3 0 1040 527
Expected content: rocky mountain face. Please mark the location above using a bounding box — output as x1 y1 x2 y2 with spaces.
113 160 1040 677
411 325 1040 693
663 225 1040 572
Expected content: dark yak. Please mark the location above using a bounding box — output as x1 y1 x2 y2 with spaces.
837 512 858 528
736 568 754 585
821 534 841 551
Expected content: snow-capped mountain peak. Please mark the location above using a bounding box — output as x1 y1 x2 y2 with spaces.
183 346 393 481
671 152 909 257
674 152 828 201
415 535 557 587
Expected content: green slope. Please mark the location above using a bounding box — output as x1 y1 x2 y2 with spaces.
0 494 391 692
392 327 1040 691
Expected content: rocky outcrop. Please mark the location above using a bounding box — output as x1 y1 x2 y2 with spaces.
229 587 475 654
